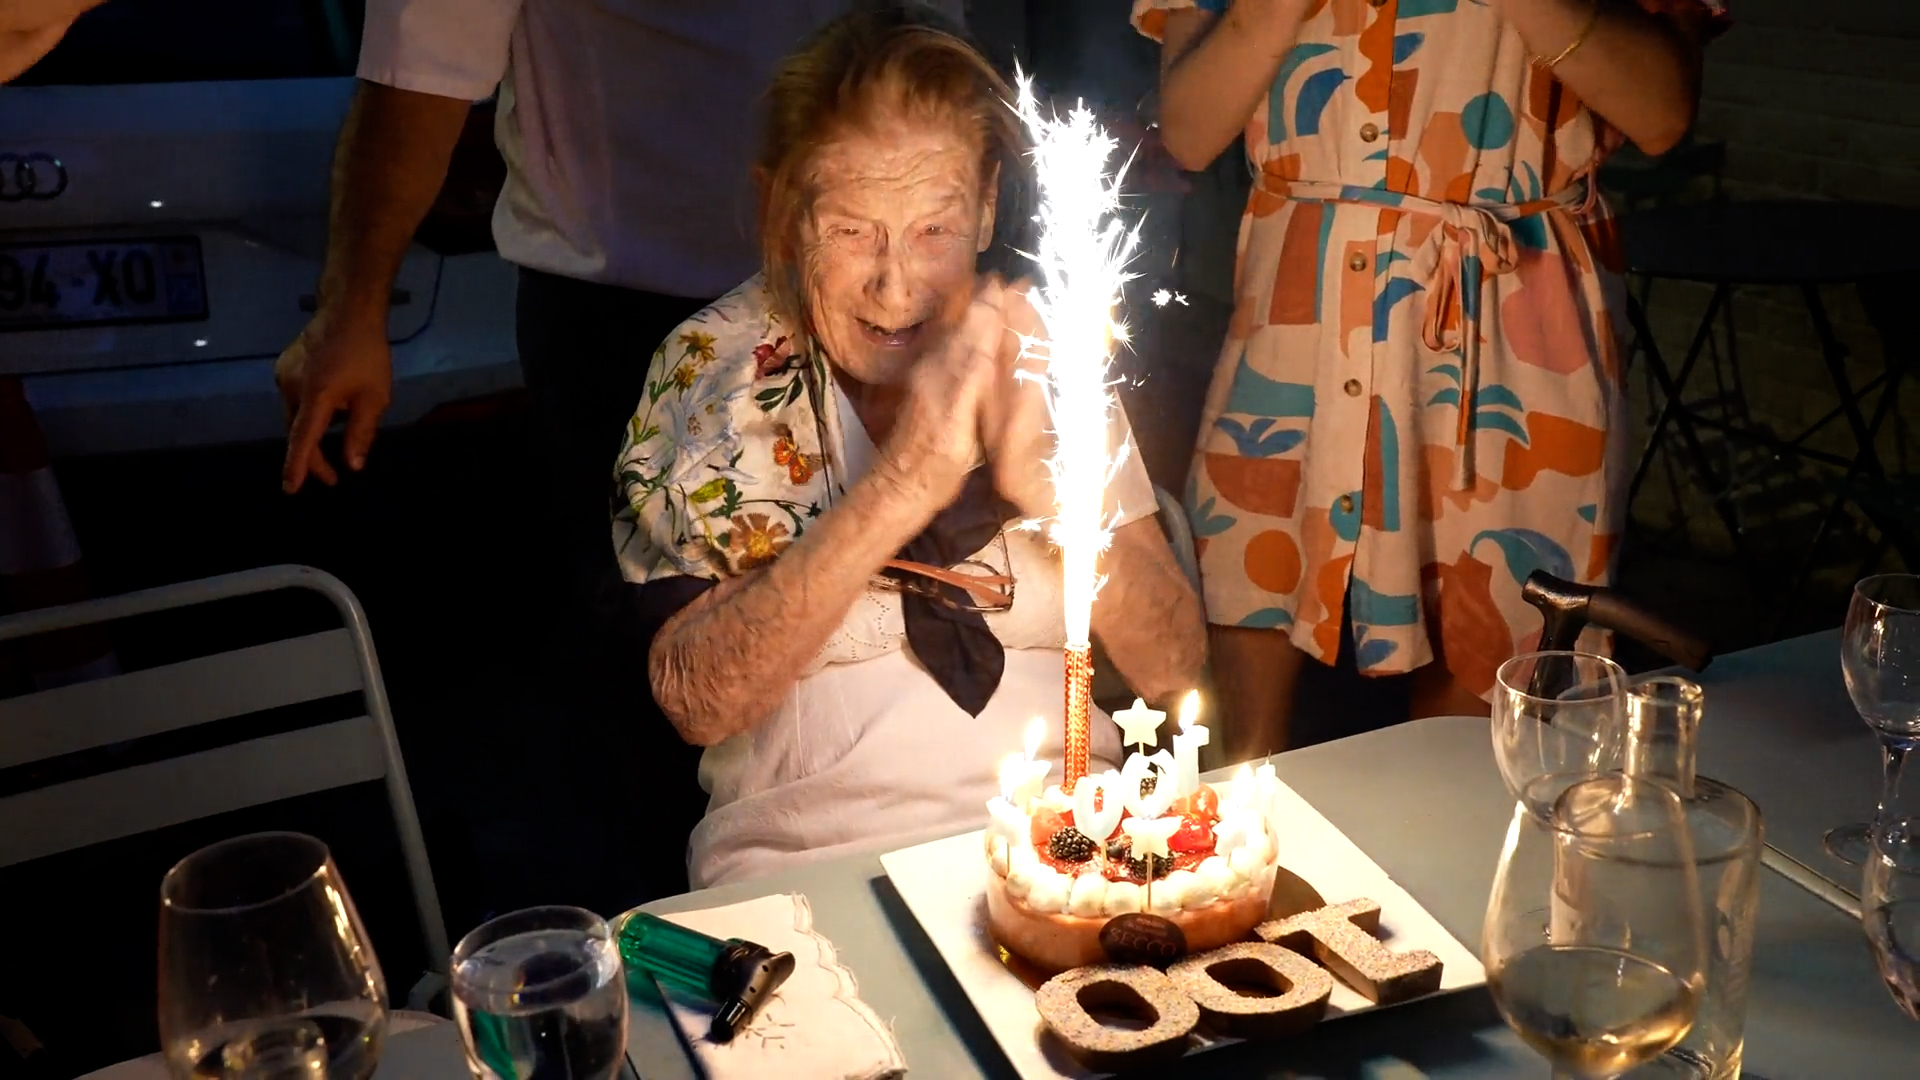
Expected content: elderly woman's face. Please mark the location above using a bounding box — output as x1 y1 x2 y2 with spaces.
801 119 995 386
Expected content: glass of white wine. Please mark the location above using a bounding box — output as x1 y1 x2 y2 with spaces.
1485 774 1708 1080
159 833 388 1080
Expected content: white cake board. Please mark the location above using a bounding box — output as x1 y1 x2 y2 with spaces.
879 778 1487 1079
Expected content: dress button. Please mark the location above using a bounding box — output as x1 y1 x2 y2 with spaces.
1348 252 1369 272
1344 379 1362 397
1338 494 1355 514
1360 123 1380 143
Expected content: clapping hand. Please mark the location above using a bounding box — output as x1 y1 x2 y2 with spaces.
975 277 1060 524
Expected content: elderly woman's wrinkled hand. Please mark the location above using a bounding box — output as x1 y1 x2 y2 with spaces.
976 278 1057 523
870 292 1005 516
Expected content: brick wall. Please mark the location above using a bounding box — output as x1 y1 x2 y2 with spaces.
1695 0 1920 204
1624 0 1920 579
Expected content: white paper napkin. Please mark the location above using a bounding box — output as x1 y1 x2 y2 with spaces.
658 893 905 1080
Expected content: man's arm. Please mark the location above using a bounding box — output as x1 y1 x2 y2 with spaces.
276 83 470 492
0 0 102 82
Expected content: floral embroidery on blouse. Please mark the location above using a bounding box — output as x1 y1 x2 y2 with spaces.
612 275 838 584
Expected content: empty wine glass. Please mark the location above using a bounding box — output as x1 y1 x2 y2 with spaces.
159 833 388 1080
1864 781 1920 1019
1825 574 1920 866
1485 774 1707 1079
450 906 629 1080
1494 652 1628 820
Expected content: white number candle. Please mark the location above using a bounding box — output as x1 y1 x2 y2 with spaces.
1073 770 1125 846
1120 749 1177 820
1170 690 1208 797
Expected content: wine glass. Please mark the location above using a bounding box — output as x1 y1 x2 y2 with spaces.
1864 791 1920 1019
159 833 388 1080
450 906 629 1080
1494 652 1628 820
1825 574 1920 866
1485 774 1707 1079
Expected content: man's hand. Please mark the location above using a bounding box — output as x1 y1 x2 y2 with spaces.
0 0 103 82
275 311 393 492
272 81 473 494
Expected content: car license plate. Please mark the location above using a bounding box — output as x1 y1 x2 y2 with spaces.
0 236 208 331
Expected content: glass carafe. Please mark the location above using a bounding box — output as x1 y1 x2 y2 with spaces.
1619 676 1764 1080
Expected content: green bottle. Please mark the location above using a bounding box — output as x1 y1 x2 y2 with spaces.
615 912 796 1043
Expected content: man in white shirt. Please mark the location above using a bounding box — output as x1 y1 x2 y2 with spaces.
271 0 969 907
0 0 100 81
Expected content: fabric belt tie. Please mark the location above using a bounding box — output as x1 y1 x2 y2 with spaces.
1259 178 1590 491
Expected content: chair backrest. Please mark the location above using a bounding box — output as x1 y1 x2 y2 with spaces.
0 564 450 969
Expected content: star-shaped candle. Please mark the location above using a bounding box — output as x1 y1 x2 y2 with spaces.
1111 698 1164 755
1212 811 1257 863
985 796 1030 853
1122 814 1181 909
1122 814 1179 863
1170 690 1208 797
997 717 1052 815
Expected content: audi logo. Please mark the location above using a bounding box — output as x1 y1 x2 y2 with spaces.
0 153 69 202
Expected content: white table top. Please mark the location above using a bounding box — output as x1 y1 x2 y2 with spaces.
81 1014 458 1080
1690 629 1880 893
627 635 1920 1079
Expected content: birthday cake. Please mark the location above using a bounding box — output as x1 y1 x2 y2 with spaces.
981 698 1282 975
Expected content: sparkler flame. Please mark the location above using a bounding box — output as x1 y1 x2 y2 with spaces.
1012 70 1142 651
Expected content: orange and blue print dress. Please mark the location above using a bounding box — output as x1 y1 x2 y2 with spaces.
1134 0 1722 697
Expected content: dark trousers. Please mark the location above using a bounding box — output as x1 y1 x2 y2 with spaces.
512 268 714 911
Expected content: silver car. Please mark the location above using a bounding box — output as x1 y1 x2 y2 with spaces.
0 0 520 458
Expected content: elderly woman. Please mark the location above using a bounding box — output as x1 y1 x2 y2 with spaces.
612 8 1207 889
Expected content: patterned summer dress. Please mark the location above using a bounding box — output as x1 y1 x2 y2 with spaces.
1133 0 1722 697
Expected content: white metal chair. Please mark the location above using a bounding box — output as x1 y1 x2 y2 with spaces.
0 564 450 1007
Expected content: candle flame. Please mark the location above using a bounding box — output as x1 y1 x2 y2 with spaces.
1177 689 1201 733
1023 716 1045 762
1012 70 1142 650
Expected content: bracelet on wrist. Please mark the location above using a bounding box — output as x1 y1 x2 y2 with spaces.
1534 0 1603 69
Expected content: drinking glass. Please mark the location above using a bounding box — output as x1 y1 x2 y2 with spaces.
1864 799 1920 1019
450 906 629 1080
1485 774 1707 1079
1825 574 1920 866
1493 651 1628 820
158 833 388 1080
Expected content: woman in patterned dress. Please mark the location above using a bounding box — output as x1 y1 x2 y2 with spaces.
1132 0 1723 759
615 10 1204 887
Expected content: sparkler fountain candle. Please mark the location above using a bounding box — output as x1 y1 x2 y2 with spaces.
1011 72 1143 794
